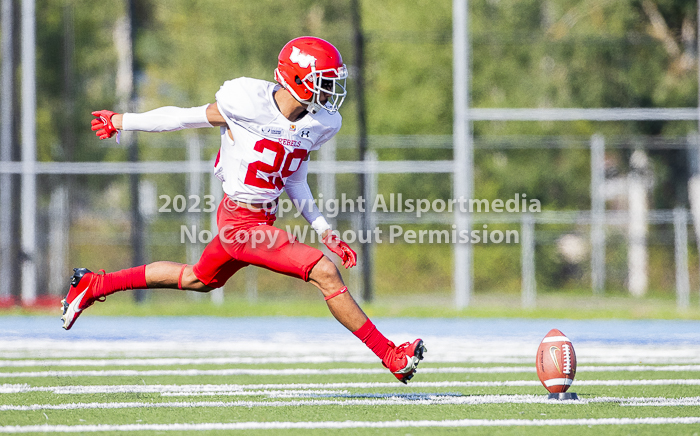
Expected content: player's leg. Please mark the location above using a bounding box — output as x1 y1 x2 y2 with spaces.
306 255 426 383
145 262 211 292
306 255 367 331
225 223 427 383
62 236 243 330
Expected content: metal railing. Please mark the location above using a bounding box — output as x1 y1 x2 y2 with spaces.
1 135 698 311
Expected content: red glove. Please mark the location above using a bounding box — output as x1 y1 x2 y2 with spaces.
91 110 120 140
322 233 357 269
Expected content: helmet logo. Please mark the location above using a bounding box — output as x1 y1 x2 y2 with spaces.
289 47 316 68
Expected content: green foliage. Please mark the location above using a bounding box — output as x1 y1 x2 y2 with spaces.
23 0 700 297
361 0 454 134
32 0 699 164
138 1 353 106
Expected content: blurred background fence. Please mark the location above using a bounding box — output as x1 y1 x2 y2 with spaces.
3 0 700 313
3 133 700 312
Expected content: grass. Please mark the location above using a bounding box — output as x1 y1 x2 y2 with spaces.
4 288 700 320
2 308 699 434
1 362 699 434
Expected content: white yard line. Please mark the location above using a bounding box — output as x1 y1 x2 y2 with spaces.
2 395 700 411
2 417 700 432
0 368 390 378
3 358 700 374
4 365 700 378
0 357 378 367
3 340 700 365
4 379 700 394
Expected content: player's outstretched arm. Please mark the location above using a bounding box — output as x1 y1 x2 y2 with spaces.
91 103 227 140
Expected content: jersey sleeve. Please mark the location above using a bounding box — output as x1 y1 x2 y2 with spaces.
215 78 273 125
314 126 341 151
311 112 342 151
285 160 329 233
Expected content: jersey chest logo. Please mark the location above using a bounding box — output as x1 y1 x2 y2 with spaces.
261 127 283 137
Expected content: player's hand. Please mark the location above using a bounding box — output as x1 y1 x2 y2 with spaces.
322 232 357 269
91 110 120 140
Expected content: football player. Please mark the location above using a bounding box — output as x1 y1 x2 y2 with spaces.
63 36 425 383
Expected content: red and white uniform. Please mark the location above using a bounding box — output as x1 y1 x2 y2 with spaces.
214 77 340 205
95 36 357 287
193 78 340 288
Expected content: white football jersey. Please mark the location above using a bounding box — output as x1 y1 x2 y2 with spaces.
213 78 341 205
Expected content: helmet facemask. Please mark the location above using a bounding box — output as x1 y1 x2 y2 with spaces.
301 65 348 114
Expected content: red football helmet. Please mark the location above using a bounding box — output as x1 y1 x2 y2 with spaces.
274 36 347 114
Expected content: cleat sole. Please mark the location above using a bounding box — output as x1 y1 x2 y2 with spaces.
394 340 427 384
60 299 69 327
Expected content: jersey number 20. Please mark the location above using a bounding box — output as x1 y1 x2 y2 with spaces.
244 139 308 190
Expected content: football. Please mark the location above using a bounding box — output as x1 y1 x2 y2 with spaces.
536 328 577 393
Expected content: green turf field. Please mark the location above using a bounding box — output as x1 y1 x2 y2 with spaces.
2 313 699 434
2 359 700 434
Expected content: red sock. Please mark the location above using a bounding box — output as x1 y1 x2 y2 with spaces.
93 265 148 298
353 319 393 362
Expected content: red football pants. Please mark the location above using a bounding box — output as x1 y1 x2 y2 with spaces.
192 198 324 288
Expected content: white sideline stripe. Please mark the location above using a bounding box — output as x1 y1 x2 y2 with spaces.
159 389 348 398
160 379 700 392
4 365 700 378
3 395 700 412
0 369 392 378
2 417 700 432
0 360 541 371
541 336 570 343
622 398 700 406
579 365 700 373
0 357 379 367
3 359 700 374
4 379 700 394
5 339 700 364
8 354 700 364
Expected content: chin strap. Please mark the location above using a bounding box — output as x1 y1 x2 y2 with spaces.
275 68 323 114
324 286 348 301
